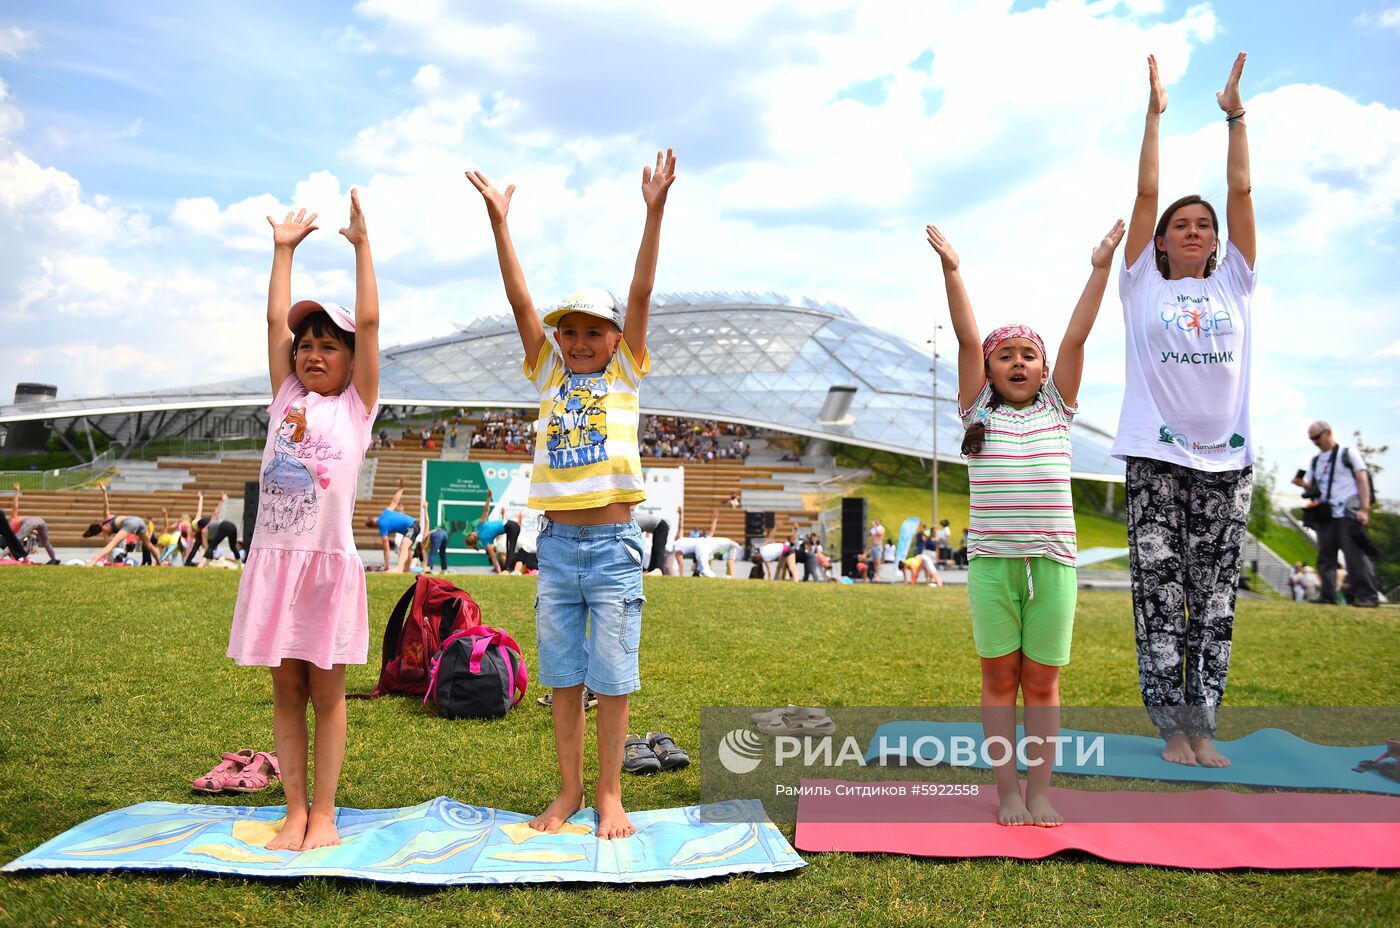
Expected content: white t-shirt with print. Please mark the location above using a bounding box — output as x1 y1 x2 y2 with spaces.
1112 243 1256 471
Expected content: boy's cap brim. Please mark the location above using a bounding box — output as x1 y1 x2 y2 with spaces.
542 288 623 329
289 299 356 334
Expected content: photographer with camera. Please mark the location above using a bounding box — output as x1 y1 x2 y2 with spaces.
1292 420 1380 607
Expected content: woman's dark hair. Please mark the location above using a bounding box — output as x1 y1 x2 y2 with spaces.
83 522 103 538
289 310 356 370
1154 194 1219 278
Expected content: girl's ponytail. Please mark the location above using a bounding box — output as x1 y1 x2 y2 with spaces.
961 391 1002 456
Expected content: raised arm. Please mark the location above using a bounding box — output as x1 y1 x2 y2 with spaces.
420 499 431 534
193 491 205 524
339 188 380 408
624 149 677 366
926 225 984 410
466 170 545 362
1054 219 1125 407
265 209 319 393
479 489 493 522
1218 52 1255 269
11 483 18 519
708 509 719 537
101 485 112 521
1125 55 1166 264
213 492 227 523
387 475 406 512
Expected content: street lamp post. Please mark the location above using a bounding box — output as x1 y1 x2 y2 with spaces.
928 324 942 532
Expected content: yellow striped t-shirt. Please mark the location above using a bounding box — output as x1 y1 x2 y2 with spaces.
523 338 650 511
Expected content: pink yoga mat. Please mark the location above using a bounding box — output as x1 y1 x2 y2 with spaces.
794 780 1400 869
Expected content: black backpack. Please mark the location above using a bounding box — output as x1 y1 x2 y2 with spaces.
424 626 528 720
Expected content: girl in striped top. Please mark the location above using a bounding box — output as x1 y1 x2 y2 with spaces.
927 219 1124 827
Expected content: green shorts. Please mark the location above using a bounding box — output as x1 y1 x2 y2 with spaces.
967 556 1077 666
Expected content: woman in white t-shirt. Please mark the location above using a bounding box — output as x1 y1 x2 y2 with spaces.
1116 53 1257 770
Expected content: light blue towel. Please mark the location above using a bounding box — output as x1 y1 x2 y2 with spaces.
3 797 804 885
864 722 1399 794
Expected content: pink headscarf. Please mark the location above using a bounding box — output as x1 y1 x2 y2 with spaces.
981 324 1047 362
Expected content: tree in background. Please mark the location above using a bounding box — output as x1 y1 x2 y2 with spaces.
1249 461 1276 538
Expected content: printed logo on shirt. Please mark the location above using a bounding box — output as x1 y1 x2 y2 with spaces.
1157 425 1188 449
1158 350 1235 366
545 372 610 469
1157 425 1244 455
1160 294 1234 339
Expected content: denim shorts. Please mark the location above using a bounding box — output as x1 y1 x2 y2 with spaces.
535 519 646 696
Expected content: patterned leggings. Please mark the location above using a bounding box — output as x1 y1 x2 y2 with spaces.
1126 457 1253 740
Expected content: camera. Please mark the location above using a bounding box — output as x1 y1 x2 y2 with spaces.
1301 486 1321 500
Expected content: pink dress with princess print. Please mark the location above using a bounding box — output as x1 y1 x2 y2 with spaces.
228 374 377 669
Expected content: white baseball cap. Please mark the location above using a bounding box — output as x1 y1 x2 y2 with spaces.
541 288 623 329
289 299 356 333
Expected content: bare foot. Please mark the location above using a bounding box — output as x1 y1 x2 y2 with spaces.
529 787 586 834
1160 733 1198 766
1026 792 1064 827
300 811 341 850
996 785 1032 826
594 791 636 840
1190 736 1231 768
265 806 308 851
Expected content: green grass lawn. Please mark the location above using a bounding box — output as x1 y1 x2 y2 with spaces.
1260 516 1322 569
0 569 1396 927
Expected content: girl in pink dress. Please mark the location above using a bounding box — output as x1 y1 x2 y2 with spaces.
228 189 380 851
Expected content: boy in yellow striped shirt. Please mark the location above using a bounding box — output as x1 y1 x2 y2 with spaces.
467 149 676 840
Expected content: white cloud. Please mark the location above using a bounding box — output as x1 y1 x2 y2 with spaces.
1355 6 1400 30
329 24 377 53
112 118 142 140
411 64 442 93
0 77 24 137
0 25 37 57
1375 340 1400 359
354 0 533 68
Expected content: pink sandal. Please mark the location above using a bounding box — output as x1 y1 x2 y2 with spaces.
224 751 281 794
192 750 256 793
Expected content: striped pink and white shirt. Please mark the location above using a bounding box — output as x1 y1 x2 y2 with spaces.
959 378 1077 567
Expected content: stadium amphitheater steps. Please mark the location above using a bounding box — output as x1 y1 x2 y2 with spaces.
31 451 821 549
107 459 193 492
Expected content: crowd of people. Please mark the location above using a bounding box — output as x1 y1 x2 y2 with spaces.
469 409 533 454
640 417 751 462
365 411 754 462
56 487 246 567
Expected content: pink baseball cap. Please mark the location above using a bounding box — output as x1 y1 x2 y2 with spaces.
289 299 356 333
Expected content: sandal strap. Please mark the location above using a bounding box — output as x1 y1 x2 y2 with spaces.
254 751 280 777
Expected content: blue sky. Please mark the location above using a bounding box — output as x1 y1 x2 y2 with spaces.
2 0 1398 486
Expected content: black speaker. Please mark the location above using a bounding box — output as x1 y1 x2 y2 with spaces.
243 480 259 550
744 510 764 536
840 497 867 552
763 511 776 530
840 496 867 579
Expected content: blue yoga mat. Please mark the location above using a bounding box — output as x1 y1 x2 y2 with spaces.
864 722 1400 795
2 797 804 885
